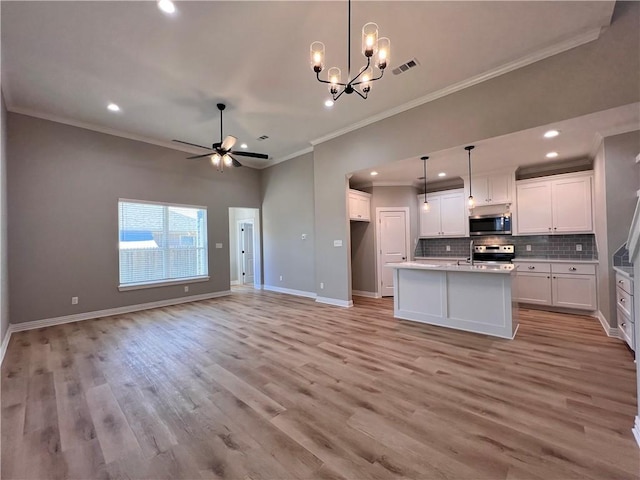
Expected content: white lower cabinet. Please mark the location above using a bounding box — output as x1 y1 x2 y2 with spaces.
615 272 635 351
514 261 597 311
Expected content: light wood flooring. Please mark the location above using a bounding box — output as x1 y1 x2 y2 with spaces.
2 289 639 479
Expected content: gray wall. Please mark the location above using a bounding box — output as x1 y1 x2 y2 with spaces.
594 141 609 325
351 186 419 294
261 152 316 294
1 94 8 342
599 131 640 326
313 2 640 302
7 114 261 324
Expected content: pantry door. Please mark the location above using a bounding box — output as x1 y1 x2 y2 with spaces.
377 208 410 297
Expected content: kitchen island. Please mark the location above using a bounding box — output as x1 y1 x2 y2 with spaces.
387 262 518 339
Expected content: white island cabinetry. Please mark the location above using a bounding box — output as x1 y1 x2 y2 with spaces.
389 262 518 339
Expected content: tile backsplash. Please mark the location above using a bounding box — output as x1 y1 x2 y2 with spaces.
415 234 596 260
613 244 632 267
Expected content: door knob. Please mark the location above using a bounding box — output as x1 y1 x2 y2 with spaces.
402 257 406 260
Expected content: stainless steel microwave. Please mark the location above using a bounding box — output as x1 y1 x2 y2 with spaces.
469 214 512 236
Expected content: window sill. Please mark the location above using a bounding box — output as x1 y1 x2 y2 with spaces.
118 276 210 292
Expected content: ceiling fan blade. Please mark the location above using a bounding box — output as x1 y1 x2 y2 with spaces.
229 155 243 168
187 153 212 160
173 139 210 150
230 150 269 159
221 135 237 151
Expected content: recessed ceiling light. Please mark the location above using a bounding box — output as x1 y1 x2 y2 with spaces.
546 151 559 158
157 0 176 14
544 129 560 138
438 172 446 177
107 103 120 112
240 143 248 149
324 99 334 107
370 171 378 176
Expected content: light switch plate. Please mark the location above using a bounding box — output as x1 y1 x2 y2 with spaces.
333 240 342 247
215 243 223 249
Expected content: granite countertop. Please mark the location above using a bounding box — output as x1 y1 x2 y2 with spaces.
512 258 599 264
613 266 634 278
387 261 516 275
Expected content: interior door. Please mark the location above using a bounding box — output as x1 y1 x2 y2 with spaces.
241 222 255 285
379 210 408 297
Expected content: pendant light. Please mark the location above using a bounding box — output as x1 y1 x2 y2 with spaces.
465 145 475 208
421 156 430 211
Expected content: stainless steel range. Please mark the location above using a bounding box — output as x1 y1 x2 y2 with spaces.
473 244 515 264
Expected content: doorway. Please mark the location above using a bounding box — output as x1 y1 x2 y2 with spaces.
228 207 261 288
376 207 410 297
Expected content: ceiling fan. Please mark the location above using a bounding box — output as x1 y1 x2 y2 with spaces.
173 103 269 171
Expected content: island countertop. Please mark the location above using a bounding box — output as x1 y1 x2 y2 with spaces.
387 261 516 275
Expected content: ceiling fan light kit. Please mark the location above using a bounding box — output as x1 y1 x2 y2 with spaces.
173 103 268 173
310 0 390 101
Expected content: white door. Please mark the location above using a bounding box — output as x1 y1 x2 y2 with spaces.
551 176 593 233
379 210 408 297
240 222 255 285
516 181 553 234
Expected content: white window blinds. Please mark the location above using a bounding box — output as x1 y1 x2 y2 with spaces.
118 200 208 287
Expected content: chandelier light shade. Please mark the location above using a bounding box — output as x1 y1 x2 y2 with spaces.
422 156 430 212
465 145 476 208
310 0 390 101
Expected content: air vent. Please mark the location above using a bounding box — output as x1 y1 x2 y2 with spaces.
392 58 420 76
257 135 269 141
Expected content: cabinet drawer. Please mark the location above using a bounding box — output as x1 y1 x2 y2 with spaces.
615 273 633 295
616 286 633 318
515 262 551 273
617 306 635 351
550 263 595 275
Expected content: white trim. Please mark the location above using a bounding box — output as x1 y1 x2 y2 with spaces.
1 328 12 366
266 146 314 168
635 154 640 164
315 296 353 308
262 285 317 299
310 27 602 147
370 181 416 187
595 310 619 337
8 291 231 334
633 416 640 448
231 280 241 286
352 290 381 299
119 276 210 292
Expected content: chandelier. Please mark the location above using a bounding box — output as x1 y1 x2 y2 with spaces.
309 0 390 101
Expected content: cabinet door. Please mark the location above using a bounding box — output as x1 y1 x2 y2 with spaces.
439 191 466 237
470 176 490 205
418 194 442 237
551 176 593 233
348 192 359 220
516 181 553 234
515 272 552 305
551 274 596 310
488 173 511 205
356 195 371 221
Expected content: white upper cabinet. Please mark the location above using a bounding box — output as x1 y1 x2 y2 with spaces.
515 172 593 235
418 189 466 238
467 172 513 206
348 189 371 222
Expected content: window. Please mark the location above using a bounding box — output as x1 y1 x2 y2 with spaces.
118 199 208 290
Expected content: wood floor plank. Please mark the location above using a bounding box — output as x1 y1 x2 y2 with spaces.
2 288 638 479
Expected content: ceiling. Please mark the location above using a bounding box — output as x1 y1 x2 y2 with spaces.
1 1 621 169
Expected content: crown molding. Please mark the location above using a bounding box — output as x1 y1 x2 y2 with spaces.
310 26 603 147
264 146 314 168
8 106 200 155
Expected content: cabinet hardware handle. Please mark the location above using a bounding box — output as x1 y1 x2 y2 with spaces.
569 267 577 271
618 280 624 284
528 266 535 270
621 322 626 328
620 298 625 303
548 227 552 231
553 276 556 279
546 276 550 279
553 227 557 230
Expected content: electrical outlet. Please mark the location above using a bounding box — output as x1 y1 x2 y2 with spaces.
526 245 532 251
184 286 189 293
320 282 324 289
301 233 307 240
446 245 451 252
576 244 582 251
279 275 283 281
71 297 79 305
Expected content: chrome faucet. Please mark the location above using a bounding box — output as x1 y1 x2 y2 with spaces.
470 239 475 266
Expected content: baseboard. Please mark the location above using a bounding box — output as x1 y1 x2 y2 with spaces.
633 416 640 449
352 290 381 299
7 290 232 334
315 296 354 308
0 327 12 366
595 310 619 337
262 285 317 299
230 280 241 286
